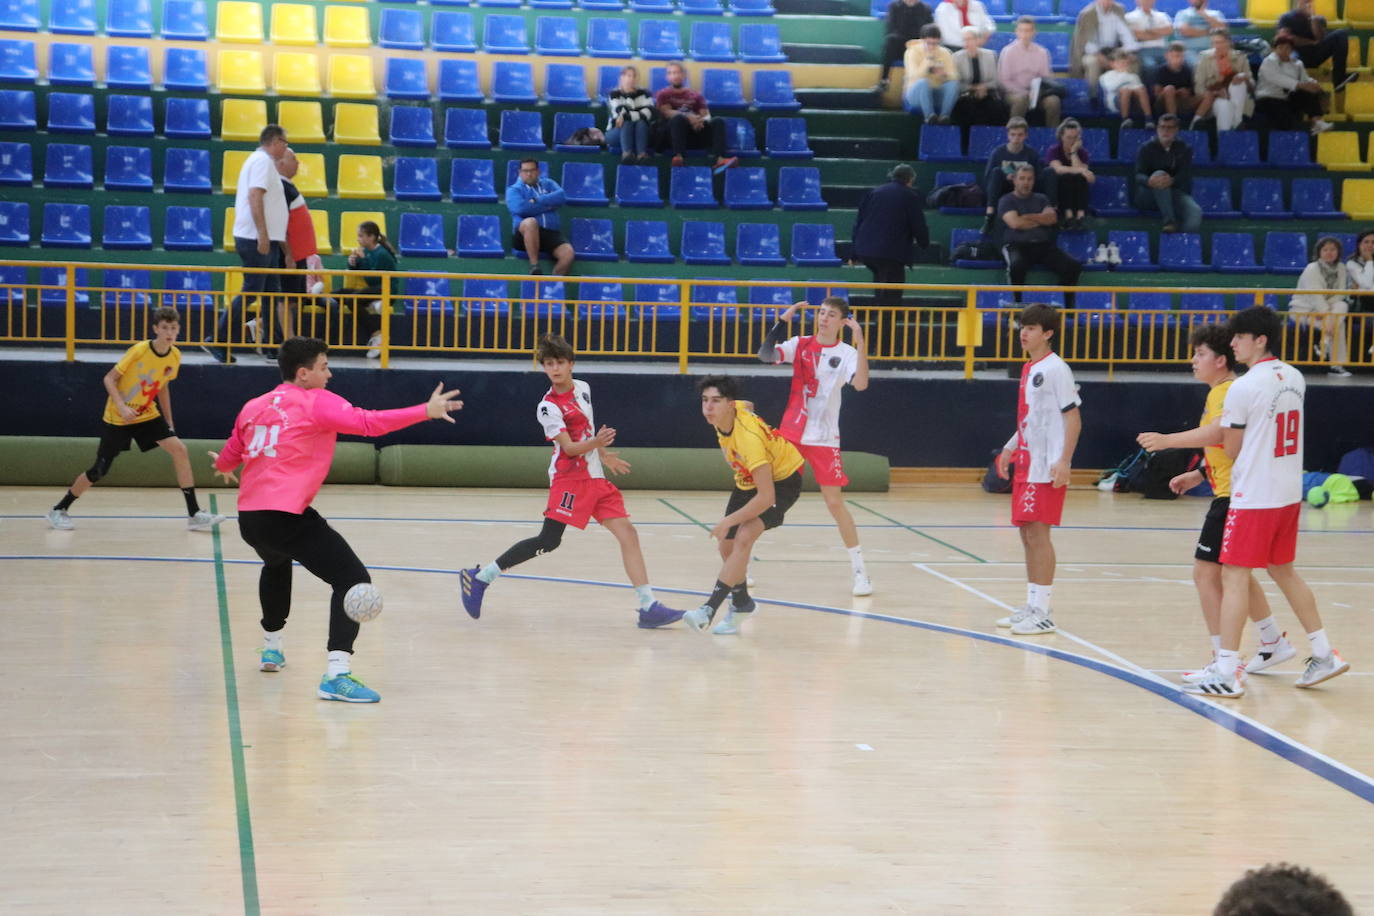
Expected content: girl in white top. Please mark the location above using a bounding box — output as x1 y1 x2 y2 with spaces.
1291 235 1351 376
1345 230 1374 298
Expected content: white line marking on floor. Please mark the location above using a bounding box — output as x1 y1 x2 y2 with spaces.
856 744 874 751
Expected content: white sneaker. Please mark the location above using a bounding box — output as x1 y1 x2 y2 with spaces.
711 611 740 635
996 604 1036 628
366 331 381 360
47 508 74 530
1311 119 1334 134
1107 241 1121 266
188 510 226 532
1329 365 1352 378
682 604 717 632
1295 650 1350 689
1010 611 1056 636
1181 656 1217 684
1243 635 1297 674
1095 243 1109 264
1181 661 1245 698
852 571 873 597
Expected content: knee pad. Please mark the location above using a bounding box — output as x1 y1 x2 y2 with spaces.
85 456 112 483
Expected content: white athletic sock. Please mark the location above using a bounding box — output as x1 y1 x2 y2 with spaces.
634 584 655 610
327 650 351 678
847 546 866 575
1209 634 1221 654
1028 583 1052 613
476 561 502 585
1255 615 1281 644
1307 628 1332 660
1216 649 1241 679
263 629 283 650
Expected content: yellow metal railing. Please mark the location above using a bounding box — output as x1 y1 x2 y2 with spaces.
1 260 1370 378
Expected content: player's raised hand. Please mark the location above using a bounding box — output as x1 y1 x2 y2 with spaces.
1136 431 1167 452
843 316 865 341
206 451 238 485
1050 459 1071 489
602 450 631 475
1169 469 1203 495
780 301 804 322
593 424 617 447
995 448 1012 480
427 383 464 422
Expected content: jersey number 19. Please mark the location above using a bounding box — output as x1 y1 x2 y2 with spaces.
247 424 282 458
1273 409 1299 459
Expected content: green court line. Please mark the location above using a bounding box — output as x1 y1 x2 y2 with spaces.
847 501 988 564
209 495 261 916
657 497 712 532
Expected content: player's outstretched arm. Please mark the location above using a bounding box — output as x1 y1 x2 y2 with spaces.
425 382 463 422
206 450 238 485
1137 421 1222 452
757 302 802 362
845 317 870 391
315 383 462 437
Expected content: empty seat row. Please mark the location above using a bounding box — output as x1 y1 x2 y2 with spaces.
0 0 208 39
0 201 213 251
0 265 219 309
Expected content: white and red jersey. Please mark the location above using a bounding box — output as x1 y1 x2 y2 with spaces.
215 383 428 514
537 378 605 482
1222 357 1306 509
1011 352 1080 484
773 336 859 448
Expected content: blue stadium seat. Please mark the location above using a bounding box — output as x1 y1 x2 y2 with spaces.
546 64 590 104
1090 176 1137 216
395 157 441 200
462 278 510 316
1211 232 1259 273
615 165 663 207
163 206 213 251
478 0 522 8
106 93 154 136
165 97 210 138
102 268 151 307
518 279 567 318
778 166 826 211
791 223 841 266
749 286 794 322
1126 291 1175 330
596 65 621 100
104 145 151 191
1026 126 1055 152
106 45 151 89
917 124 962 162
390 107 436 147
0 38 36 83
703 69 748 110
1292 178 1342 219
456 214 505 258
0 201 29 246
736 222 786 266
44 143 92 189
484 15 529 53
683 0 724 13
1038 32 1070 70
691 22 734 61
625 220 675 262
0 264 26 305
532 0 575 8
161 0 208 40
102 205 151 249
1330 232 1358 259
1081 127 1113 163
0 141 31 186
581 0 624 10
765 118 814 158
984 29 1013 51
433 12 478 52
162 270 213 310
106 0 152 37
1178 130 1211 164
721 117 760 157
1013 0 1063 20
724 167 772 209
504 158 547 187
732 0 776 12
1193 177 1240 219
630 0 673 10
47 42 92 85
967 125 1003 163
671 166 719 209
570 217 618 261
492 61 537 103
1115 128 1153 166
49 0 95 33
1211 0 1247 24
553 112 597 152
386 58 429 100
450 158 497 202
1061 78 1097 118
163 147 210 193
950 228 1000 269
0 89 35 130
38 265 88 303
0 0 38 30
499 110 545 151
535 16 580 55
1263 231 1308 274
577 280 625 319
1058 230 1106 271
404 275 454 313
588 18 632 57
639 20 683 59
753 70 801 110
163 47 208 91
1220 132 1263 169
379 8 424 49
1180 293 1228 313
739 24 785 62
935 170 981 214
1158 232 1208 272
689 281 738 320
1240 177 1286 219
439 60 483 101
1107 230 1157 271
41 202 90 248
561 161 609 205
1266 131 1312 168
445 108 491 149
631 281 681 318
399 212 448 258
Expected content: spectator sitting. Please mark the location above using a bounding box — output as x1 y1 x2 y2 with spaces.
1213 863 1353 916
879 0 935 91
952 25 1008 125
904 24 961 123
1133 113 1201 232
933 0 995 49
607 65 655 164
1172 0 1226 65
981 116 1042 236
654 61 737 173
1125 0 1174 73
1293 235 1352 376
329 220 397 360
1044 118 1096 230
1070 0 1139 99
1192 28 1253 131
998 17 1062 126
1345 230 1374 313
506 158 575 276
1277 0 1357 92
1101 49 1154 127
851 163 931 307
1256 34 1334 133
998 165 1082 306
1152 42 1197 119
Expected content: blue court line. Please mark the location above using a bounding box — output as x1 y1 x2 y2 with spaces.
5 553 1373 807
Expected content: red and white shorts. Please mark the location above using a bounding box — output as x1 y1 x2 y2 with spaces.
796 443 848 488
1220 503 1300 569
1011 478 1067 527
545 477 629 530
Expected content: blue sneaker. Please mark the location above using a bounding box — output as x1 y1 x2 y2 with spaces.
459 567 487 619
682 604 717 632
317 673 381 703
637 601 685 629
259 647 285 672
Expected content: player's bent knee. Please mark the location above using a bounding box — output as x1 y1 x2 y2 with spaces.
160 437 187 457
85 456 113 483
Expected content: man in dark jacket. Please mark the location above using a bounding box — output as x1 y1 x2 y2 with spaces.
880 0 935 90
851 164 931 307
1132 114 1201 232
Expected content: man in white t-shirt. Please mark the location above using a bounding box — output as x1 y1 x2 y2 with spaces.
1183 307 1350 698
204 124 290 363
1125 0 1173 71
994 304 1081 636
759 296 872 596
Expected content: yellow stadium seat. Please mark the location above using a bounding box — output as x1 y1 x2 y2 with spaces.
1317 131 1369 169
216 1 264 42
311 209 333 255
337 155 385 199
333 103 381 145
273 52 322 97
217 49 265 93
328 54 376 99
277 101 326 143
1342 81 1374 121
1351 0 1374 26
293 152 328 197
1246 0 1288 25
221 98 267 142
340 212 386 251
1314 0 1346 25
1343 178 1374 218
323 5 372 47
221 149 251 193
223 208 236 251
270 3 318 45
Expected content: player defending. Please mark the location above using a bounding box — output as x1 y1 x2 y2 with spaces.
758 297 873 596
1135 325 1283 682
994 304 1081 636
210 337 463 703
1183 307 1350 698
48 306 225 532
684 375 806 635
458 334 685 629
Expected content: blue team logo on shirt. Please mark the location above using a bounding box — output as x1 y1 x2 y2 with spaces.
1032 372 1044 388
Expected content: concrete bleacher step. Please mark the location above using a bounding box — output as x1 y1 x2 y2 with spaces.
795 88 884 110
783 43 869 64
775 0 854 14
825 184 872 209
811 135 900 159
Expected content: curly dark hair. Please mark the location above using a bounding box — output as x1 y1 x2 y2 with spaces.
1213 863 1352 916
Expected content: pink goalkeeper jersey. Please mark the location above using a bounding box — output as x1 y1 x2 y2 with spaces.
215 383 429 513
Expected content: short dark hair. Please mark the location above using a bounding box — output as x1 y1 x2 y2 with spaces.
1189 323 1237 370
1313 235 1343 260
1229 305 1283 354
1157 112 1181 125
518 158 540 170
698 374 739 399
1273 32 1294 47
1018 303 1060 337
279 336 328 382
919 23 941 38
1214 863 1352 916
259 124 286 146
151 306 180 326
1167 41 1186 52
818 295 851 318
536 333 575 363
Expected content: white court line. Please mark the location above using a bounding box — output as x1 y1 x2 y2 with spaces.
1152 669 1374 676
922 561 1374 572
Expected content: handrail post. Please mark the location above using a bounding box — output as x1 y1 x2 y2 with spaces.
64 264 76 362
379 279 392 369
676 278 691 374
962 287 977 380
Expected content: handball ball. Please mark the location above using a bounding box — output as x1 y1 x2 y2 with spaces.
1307 486 1330 509
343 583 383 622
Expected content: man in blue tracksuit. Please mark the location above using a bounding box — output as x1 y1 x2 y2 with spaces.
506 158 575 276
